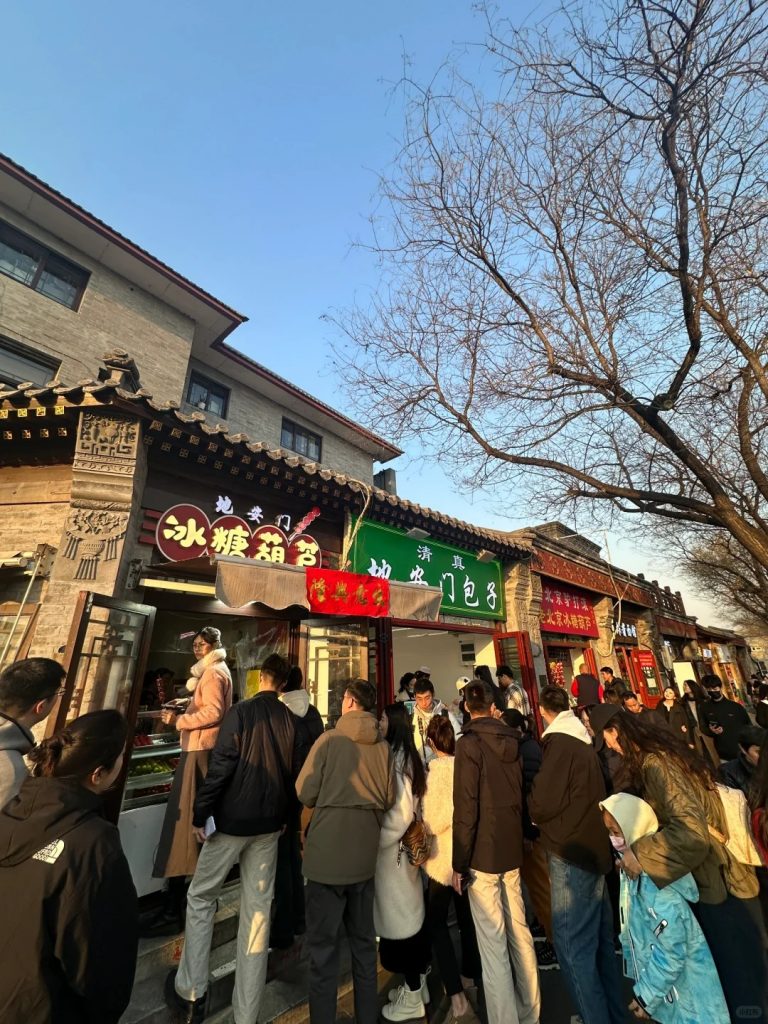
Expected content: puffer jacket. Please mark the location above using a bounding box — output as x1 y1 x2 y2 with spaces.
633 752 758 902
619 871 729 1023
603 792 729 1024
453 716 523 874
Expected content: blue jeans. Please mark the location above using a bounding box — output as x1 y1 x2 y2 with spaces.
548 855 625 1024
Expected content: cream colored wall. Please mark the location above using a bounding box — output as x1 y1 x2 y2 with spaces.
392 627 497 707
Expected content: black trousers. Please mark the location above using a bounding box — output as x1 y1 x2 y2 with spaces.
696 894 768 1021
305 878 378 1024
272 811 304 948
427 878 482 996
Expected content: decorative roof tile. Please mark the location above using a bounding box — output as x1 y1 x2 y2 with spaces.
0 373 532 558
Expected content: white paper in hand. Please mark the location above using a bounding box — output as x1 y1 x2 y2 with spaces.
204 816 216 839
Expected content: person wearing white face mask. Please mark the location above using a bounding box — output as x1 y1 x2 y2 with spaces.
600 792 729 1023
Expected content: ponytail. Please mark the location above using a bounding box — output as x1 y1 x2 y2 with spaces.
29 710 127 781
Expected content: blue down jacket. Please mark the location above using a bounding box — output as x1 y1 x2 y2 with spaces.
619 870 729 1024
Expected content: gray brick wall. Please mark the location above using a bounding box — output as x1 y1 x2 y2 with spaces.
183 359 375 483
0 203 195 402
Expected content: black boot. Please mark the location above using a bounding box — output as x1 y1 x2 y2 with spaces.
139 877 187 938
164 969 207 1023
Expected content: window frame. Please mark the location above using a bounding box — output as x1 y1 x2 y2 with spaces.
0 219 90 311
0 335 60 388
185 370 230 419
281 416 323 462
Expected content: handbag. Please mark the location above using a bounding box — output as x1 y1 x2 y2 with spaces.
398 814 432 867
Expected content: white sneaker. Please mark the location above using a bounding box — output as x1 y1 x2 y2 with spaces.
381 983 426 1022
387 970 430 1005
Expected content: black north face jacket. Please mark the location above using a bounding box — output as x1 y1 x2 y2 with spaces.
0 777 138 1023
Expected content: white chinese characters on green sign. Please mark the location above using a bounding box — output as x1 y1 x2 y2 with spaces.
350 520 505 620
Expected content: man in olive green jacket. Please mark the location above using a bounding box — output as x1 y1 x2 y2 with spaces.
296 679 394 1024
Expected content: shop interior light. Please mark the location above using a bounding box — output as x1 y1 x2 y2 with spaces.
476 550 494 563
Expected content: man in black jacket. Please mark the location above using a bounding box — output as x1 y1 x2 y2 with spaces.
699 674 751 761
529 686 625 1024
272 665 324 950
167 653 297 1024
452 682 540 1024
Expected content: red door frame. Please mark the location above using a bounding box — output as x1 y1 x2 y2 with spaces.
629 647 664 708
493 630 541 735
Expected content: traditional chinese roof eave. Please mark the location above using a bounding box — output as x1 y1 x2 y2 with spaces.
0 376 533 562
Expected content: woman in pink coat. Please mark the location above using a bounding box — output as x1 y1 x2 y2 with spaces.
143 626 232 936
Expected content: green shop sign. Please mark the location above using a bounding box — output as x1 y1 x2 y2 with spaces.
349 520 505 621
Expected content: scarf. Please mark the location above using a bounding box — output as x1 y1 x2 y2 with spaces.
186 647 228 692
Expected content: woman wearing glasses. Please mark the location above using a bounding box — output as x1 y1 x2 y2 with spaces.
143 626 232 937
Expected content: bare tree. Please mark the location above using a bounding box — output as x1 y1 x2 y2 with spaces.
333 0 768 568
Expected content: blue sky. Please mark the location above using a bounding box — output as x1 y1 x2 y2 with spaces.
2 0 720 622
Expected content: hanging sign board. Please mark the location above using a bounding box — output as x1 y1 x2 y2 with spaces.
540 582 599 637
306 568 390 616
155 503 322 568
349 520 504 621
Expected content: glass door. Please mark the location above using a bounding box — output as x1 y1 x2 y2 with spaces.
299 619 369 727
53 592 156 822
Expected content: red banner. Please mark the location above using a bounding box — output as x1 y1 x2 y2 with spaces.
306 568 390 617
540 581 599 637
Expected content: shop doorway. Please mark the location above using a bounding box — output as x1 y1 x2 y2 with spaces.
544 642 598 690
390 623 497 708
299 618 369 727
54 592 156 822
494 631 539 730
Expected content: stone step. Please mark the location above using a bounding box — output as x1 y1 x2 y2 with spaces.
122 934 358 1024
133 884 240 986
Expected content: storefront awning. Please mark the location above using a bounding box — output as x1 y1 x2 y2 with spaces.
214 557 443 621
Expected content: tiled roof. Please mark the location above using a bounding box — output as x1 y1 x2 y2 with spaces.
0 375 533 559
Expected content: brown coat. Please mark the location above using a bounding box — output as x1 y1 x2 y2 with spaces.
176 664 232 752
297 710 395 885
633 752 758 903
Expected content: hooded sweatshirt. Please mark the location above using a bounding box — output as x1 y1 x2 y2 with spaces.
529 710 611 874
297 710 395 885
600 793 730 1024
0 776 138 1024
453 716 523 874
0 712 34 809
281 689 324 771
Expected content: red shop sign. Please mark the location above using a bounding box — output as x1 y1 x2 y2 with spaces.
540 582 599 638
155 504 322 568
306 568 390 617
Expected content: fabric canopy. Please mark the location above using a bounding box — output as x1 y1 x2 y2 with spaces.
214 556 442 621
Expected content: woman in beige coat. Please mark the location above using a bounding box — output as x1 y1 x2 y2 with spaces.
143 626 232 936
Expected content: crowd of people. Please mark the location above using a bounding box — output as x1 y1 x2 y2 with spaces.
1 648 768 1024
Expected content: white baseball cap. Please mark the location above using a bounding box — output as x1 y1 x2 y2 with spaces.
455 676 471 691
417 665 431 675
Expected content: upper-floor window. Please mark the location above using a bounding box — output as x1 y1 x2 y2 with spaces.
186 371 229 418
281 417 322 461
0 220 89 310
0 336 60 388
